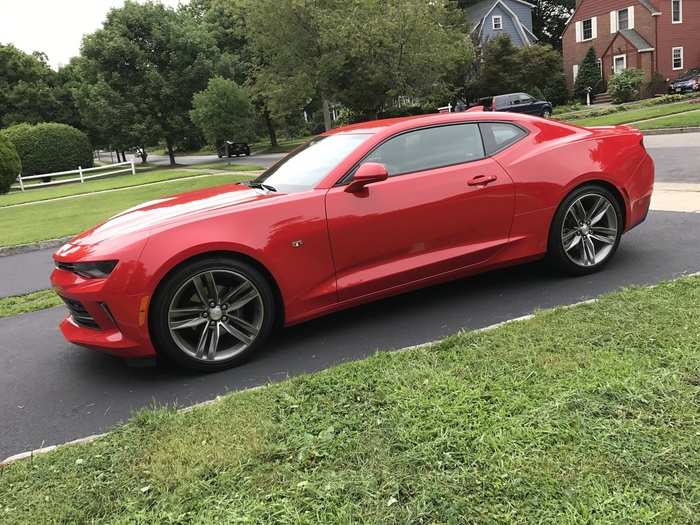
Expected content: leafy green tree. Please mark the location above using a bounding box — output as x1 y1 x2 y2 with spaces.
0 45 59 127
516 43 568 105
573 47 603 101
533 0 576 49
478 34 521 96
608 68 645 104
245 0 473 124
188 0 283 146
0 134 21 194
190 77 255 146
79 1 219 165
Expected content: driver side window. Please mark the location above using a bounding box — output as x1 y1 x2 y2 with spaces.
362 124 485 177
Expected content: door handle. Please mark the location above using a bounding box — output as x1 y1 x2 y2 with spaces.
468 175 497 186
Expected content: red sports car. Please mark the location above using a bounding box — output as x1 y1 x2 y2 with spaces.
51 111 654 371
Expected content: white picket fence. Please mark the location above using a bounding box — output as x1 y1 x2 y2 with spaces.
13 160 136 192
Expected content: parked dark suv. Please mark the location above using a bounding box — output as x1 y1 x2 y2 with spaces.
669 68 700 94
479 93 552 118
217 141 251 158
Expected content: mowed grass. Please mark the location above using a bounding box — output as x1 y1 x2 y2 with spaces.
0 165 262 207
1 277 699 524
0 289 61 318
635 109 700 130
570 100 700 127
0 172 254 247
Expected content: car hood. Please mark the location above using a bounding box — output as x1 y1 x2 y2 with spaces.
69 183 280 247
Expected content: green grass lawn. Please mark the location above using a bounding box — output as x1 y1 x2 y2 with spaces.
2 164 264 207
635 109 700 130
569 100 700 127
0 172 253 247
189 161 265 171
2 277 699 523
0 289 62 317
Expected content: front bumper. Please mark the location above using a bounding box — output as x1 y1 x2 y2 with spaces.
51 264 156 359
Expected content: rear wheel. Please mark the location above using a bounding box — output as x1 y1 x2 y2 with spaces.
150 257 276 372
548 185 623 275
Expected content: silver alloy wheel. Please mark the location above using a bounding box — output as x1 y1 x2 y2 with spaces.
167 269 264 362
561 193 619 267
542 109 551 118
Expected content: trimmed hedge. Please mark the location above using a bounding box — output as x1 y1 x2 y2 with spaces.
0 122 93 177
0 134 21 194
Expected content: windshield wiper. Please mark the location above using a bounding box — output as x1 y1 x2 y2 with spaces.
244 181 277 192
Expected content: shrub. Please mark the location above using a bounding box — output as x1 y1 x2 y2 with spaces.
0 134 21 194
0 122 93 177
608 69 645 104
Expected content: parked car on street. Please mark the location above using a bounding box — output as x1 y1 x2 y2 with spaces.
52 111 653 371
668 68 700 94
217 141 250 158
479 92 553 118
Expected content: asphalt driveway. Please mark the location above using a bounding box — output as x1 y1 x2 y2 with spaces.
2 210 700 460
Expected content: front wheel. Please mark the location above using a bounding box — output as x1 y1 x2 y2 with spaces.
548 185 623 276
541 108 551 118
150 257 277 372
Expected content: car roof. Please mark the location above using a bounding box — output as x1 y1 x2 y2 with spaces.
323 110 546 137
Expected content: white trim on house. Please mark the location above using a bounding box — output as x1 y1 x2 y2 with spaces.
492 15 503 29
613 53 627 74
672 0 683 23
672 47 684 70
573 64 579 82
610 10 617 33
507 0 536 8
578 16 595 42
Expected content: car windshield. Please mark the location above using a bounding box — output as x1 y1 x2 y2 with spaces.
252 133 372 193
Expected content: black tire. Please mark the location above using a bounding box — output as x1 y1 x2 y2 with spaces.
547 184 623 276
541 108 551 118
150 256 277 372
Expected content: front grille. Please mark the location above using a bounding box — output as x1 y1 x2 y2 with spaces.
60 296 100 329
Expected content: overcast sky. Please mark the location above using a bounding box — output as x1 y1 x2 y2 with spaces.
1 0 188 70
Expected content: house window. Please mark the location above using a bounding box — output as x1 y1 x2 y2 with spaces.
672 0 682 23
617 8 629 30
582 18 593 40
613 54 627 74
672 47 684 70
492 15 502 30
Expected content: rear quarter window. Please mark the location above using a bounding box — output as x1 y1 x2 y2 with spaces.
479 122 527 155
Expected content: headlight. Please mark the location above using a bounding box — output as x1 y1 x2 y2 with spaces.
57 260 118 279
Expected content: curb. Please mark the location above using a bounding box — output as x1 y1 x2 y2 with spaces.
0 237 71 258
642 126 700 135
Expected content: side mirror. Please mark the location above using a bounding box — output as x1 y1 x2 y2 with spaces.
345 162 388 193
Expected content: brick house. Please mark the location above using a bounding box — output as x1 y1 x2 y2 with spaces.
562 0 700 92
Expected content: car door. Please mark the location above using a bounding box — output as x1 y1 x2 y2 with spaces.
324 123 515 302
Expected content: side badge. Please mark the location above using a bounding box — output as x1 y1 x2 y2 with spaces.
291 240 304 248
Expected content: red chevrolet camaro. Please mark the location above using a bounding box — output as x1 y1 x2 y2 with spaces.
51 111 654 371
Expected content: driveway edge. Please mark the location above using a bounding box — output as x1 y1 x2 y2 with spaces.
642 126 700 135
0 237 71 258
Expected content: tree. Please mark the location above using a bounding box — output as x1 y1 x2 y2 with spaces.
533 0 576 49
478 34 521 96
516 43 568 105
188 0 283 147
0 45 59 127
573 47 603 102
79 1 219 165
245 0 473 124
190 77 255 146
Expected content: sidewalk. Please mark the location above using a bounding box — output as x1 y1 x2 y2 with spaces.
651 183 700 213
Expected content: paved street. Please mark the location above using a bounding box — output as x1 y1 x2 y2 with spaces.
147 151 284 168
2 210 700 460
